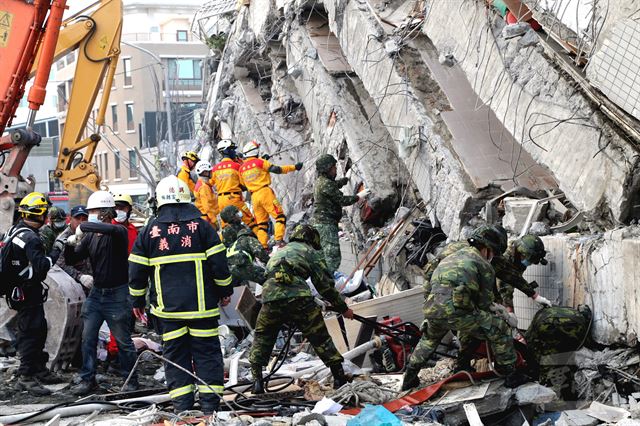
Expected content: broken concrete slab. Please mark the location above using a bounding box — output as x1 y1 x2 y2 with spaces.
586 401 631 423
502 197 548 233
514 383 557 405
556 410 600 426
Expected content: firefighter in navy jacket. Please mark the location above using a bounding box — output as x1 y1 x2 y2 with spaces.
128 175 232 414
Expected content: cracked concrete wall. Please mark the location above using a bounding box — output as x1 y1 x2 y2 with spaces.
536 231 640 346
285 20 406 221
317 0 486 237
423 1 640 227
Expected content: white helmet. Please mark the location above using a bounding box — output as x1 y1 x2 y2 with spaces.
195 160 212 175
217 139 235 153
242 140 260 157
87 191 116 210
156 176 191 208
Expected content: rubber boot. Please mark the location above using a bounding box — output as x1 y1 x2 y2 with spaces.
401 366 421 391
330 363 349 389
251 364 265 394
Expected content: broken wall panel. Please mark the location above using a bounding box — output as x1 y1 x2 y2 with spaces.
422 1 640 225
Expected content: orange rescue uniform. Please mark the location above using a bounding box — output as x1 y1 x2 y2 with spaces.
239 157 296 247
211 158 255 229
177 165 196 193
194 178 219 228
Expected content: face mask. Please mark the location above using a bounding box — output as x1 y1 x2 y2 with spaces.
88 213 100 223
115 210 128 223
53 221 67 230
521 259 531 267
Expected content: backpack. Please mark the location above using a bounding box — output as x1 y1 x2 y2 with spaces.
0 225 30 297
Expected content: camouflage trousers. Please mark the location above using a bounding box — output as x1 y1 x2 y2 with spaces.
408 310 516 374
249 297 343 368
313 222 341 273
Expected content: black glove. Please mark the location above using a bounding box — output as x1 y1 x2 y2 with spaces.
262 153 271 160
295 162 303 171
336 177 349 187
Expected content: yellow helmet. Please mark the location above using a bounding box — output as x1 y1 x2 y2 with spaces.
181 151 200 162
113 193 133 206
19 192 49 217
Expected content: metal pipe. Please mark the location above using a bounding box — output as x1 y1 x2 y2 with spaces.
0 394 171 425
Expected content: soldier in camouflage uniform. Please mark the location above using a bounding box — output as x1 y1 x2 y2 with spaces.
219 205 249 247
227 227 270 287
249 224 354 394
312 154 370 273
493 234 552 310
40 207 67 254
402 226 528 391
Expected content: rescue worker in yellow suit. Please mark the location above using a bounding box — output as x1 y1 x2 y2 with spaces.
177 151 199 193
211 139 256 231
194 160 219 229
239 140 303 247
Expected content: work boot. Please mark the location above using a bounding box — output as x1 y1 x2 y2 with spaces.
15 376 51 396
504 371 530 389
34 370 65 384
401 366 421 391
71 378 99 396
200 400 220 415
330 363 350 390
251 365 265 394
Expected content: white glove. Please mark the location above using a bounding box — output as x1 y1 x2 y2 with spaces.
66 235 79 246
79 275 94 289
357 188 371 200
533 293 552 307
75 225 84 237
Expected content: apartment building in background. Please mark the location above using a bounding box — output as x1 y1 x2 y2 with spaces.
54 0 209 205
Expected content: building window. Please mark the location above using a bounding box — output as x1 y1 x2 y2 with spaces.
166 58 203 89
126 103 135 131
123 58 132 86
66 51 76 66
103 152 109 180
57 83 67 112
111 105 119 132
114 150 121 179
176 30 188 42
128 150 138 178
48 120 59 137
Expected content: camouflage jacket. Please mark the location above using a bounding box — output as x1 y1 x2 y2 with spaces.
424 245 495 319
227 228 269 268
423 240 538 308
493 242 538 308
261 241 348 312
312 175 358 224
55 226 92 281
221 222 247 247
40 224 64 254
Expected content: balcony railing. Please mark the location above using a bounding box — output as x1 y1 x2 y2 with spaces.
122 32 196 42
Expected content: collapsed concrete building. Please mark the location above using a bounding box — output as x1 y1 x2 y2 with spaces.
196 0 640 347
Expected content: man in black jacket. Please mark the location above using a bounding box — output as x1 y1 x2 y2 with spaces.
129 176 233 414
5 192 65 396
64 191 138 395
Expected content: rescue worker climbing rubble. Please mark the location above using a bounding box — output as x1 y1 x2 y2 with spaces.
5 192 65 396
211 139 256 230
64 191 139 395
128 175 233 414
493 234 552 310
220 205 268 286
177 150 200 193
194 160 219 228
39 206 67 254
239 140 303 248
249 224 353 394
312 154 370 273
402 225 529 391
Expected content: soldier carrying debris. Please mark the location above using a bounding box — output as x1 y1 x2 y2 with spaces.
402 225 530 391
129 176 233 414
220 205 269 287
249 224 354 394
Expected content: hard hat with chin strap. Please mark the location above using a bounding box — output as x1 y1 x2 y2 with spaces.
87 191 116 210
19 192 50 217
242 140 260 157
181 151 200 162
195 161 212 175
156 175 192 208
217 139 236 153
113 193 133 207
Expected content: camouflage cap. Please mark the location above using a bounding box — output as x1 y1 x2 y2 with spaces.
515 234 548 265
290 224 321 250
315 154 337 174
467 224 505 254
48 206 67 221
220 205 241 223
